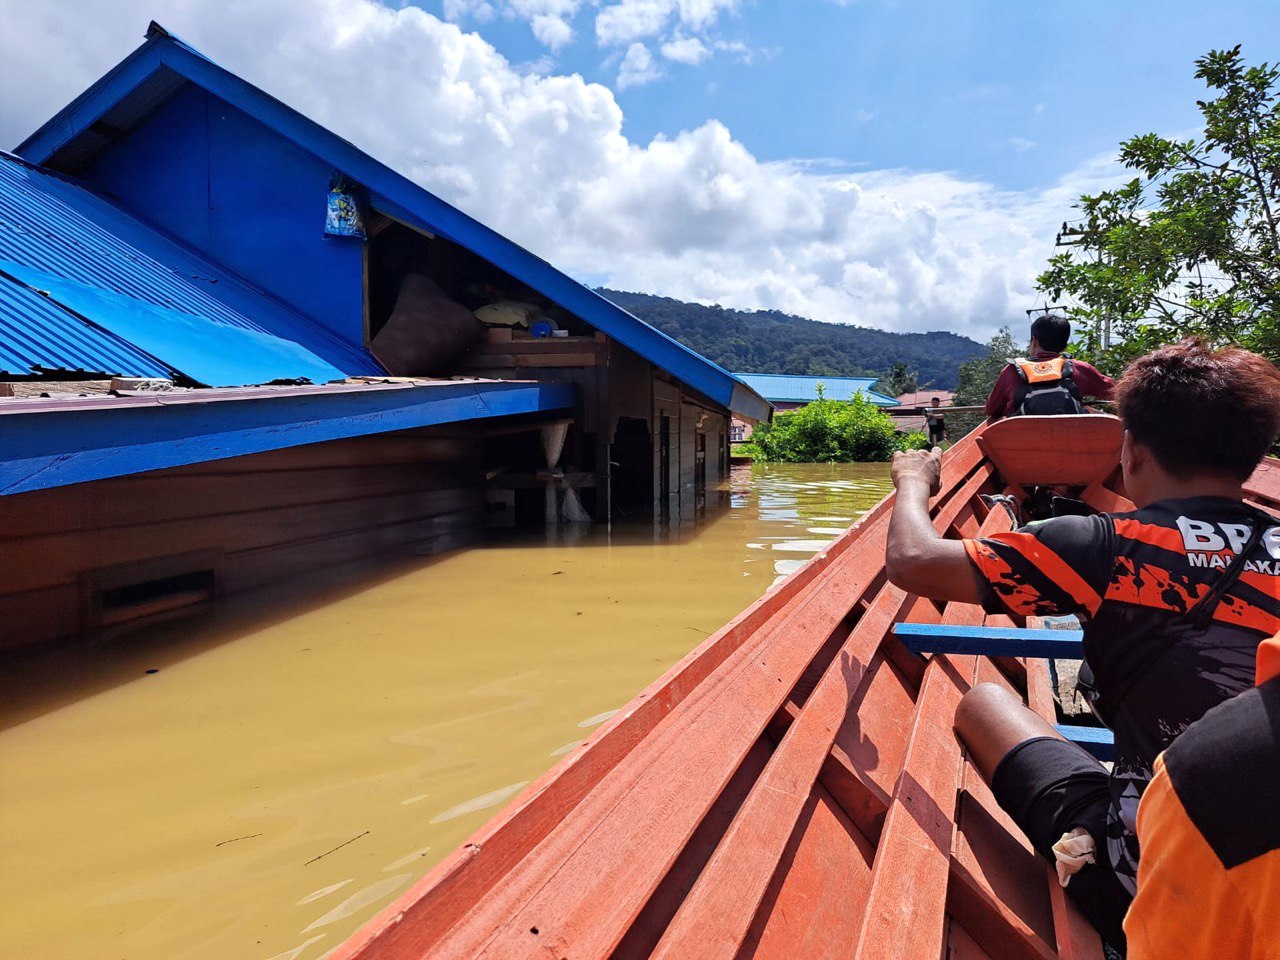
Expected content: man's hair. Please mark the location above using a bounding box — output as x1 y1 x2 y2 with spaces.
1118 338 1280 481
1030 314 1071 353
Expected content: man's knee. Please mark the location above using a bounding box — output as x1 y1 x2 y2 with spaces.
954 681 1020 742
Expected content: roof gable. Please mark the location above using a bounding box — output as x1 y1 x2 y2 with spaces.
0 152 377 385
17 23 768 420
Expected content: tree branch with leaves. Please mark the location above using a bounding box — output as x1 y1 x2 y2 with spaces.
1038 46 1280 372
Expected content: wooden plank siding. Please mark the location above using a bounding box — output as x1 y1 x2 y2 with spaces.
457 329 734 524
0 428 486 653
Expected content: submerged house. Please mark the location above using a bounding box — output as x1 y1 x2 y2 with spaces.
0 23 768 652
729 374 897 441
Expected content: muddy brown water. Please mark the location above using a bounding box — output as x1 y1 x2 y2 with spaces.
0 462 892 960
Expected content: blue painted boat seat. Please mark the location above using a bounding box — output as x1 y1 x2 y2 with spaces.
890 623 1113 760
1055 724 1115 761
892 622 1085 659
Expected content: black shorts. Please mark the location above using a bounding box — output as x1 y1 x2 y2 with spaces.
991 736 1132 952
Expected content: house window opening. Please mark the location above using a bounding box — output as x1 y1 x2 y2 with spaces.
94 568 216 627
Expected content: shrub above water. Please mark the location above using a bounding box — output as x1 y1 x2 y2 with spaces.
752 392 919 463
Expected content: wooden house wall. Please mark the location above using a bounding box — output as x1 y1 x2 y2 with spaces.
652 378 729 524
458 333 733 524
0 429 484 654
457 332 611 517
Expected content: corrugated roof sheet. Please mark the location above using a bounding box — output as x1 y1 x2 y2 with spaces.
733 373 900 406
0 153 381 385
0 271 170 378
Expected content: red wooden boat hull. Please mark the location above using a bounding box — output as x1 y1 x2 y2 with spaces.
332 417 1280 960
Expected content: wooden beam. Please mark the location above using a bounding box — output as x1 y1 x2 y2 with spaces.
893 623 1085 659
1055 725 1114 761
853 496 1018 960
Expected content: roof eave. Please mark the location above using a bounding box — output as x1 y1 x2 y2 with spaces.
0 379 574 495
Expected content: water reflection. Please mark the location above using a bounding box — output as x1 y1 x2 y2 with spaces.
0 461 891 960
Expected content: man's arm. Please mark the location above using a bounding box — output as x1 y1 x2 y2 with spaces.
885 448 987 604
1074 361 1115 401
984 366 1014 418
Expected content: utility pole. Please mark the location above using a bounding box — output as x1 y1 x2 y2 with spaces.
1054 219 1113 351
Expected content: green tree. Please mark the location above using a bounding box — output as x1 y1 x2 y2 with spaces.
874 361 919 398
949 327 1020 437
752 391 914 463
1038 46 1280 368
598 289 984 389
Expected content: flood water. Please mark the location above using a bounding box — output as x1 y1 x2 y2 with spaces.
0 462 892 960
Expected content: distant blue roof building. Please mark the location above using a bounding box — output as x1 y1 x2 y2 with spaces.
733 374 900 407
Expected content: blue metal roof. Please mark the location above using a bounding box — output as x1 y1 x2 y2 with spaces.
0 379 574 495
732 373 900 406
0 152 380 385
0 270 170 378
15 23 769 421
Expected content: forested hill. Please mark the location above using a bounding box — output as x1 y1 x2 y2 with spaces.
598 289 984 390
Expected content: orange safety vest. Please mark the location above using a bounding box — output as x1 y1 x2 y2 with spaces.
1009 356 1084 415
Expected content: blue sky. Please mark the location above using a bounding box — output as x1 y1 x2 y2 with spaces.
430 0 1280 191
4 0 1276 340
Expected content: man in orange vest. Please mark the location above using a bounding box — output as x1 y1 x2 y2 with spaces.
1124 632 1280 958
984 314 1114 418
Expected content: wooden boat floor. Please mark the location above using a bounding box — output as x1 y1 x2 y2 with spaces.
332 419 1280 960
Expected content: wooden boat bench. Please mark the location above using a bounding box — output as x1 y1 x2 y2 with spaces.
891 622 1114 761
893 622 1085 659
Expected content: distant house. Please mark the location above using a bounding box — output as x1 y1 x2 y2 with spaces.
890 390 955 434
0 22 769 652
729 374 899 441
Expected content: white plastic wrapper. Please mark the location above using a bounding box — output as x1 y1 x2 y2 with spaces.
1052 826 1097 887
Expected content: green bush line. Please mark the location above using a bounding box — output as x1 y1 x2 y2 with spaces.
750 390 928 463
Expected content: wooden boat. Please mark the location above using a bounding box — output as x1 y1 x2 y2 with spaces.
333 415 1280 960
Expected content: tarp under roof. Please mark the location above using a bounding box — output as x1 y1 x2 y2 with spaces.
733 373 900 406
0 152 380 386
15 23 770 422
0 269 171 380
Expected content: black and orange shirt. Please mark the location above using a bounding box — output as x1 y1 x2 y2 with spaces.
1125 638 1280 958
964 497 1280 893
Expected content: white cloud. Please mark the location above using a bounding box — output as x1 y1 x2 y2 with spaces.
675 0 739 31
529 12 573 48
595 0 738 45
445 0 583 48
443 0 496 22
660 34 710 64
1008 136 1036 152
596 0 674 45
509 0 585 48
0 0 1121 344
617 41 662 88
